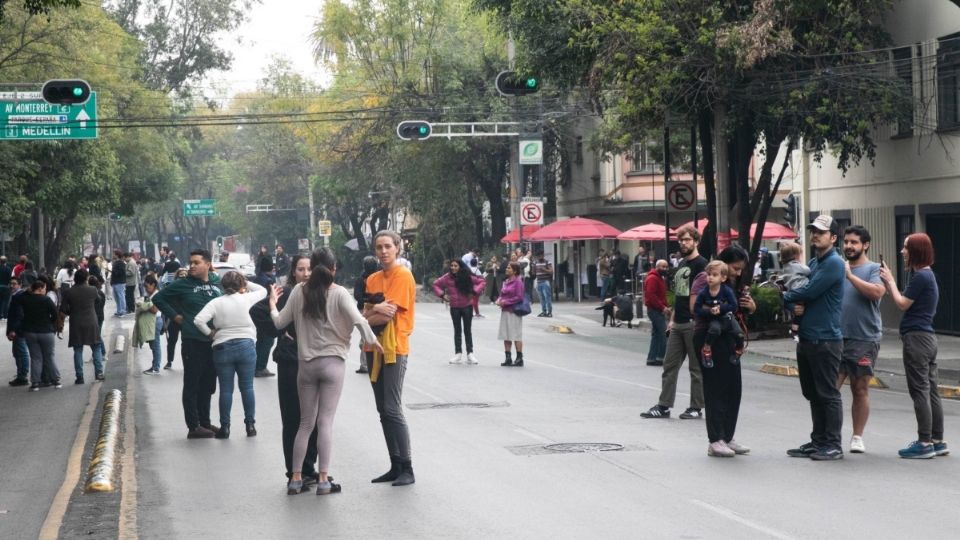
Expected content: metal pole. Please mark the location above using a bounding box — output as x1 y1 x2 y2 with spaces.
38 208 45 271
663 119 671 254
691 124 698 230
307 177 317 248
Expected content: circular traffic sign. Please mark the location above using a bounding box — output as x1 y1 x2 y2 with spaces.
667 183 695 211
521 202 542 225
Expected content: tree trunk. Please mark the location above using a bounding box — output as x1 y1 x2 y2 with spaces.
698 110 718 259
44 214 75 270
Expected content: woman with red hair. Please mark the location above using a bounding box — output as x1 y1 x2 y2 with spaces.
880 233 945 459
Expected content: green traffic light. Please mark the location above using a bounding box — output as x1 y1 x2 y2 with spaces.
526 78 537 89
72 87 83 96
418 126 429 135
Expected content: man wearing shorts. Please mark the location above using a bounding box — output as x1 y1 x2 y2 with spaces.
837 226 885 454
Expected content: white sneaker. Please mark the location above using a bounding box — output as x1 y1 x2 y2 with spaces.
466 353 479 365
850 435 866 453
448 353 463 364
725 440 750 455
707 441 735 457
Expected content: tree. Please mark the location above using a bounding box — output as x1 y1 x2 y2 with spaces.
0 0 78 24
478 0 912 277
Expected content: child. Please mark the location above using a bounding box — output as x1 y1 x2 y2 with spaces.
694 261 744 367
778 242 810 342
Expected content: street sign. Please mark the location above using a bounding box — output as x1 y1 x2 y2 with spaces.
183 199 216 217
298 238 310 251
520 201 543 226
518 139 543 165
0 91 98 140
318 220 332 237
666 181 696 212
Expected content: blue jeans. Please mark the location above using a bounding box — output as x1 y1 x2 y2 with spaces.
148 316 163 371
13 336 29 380
111 283 126 315
647 309 668 362
536 280 552 315
213 338 256 427
74 344 104 378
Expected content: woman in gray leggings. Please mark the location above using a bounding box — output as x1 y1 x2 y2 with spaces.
270 248 381 495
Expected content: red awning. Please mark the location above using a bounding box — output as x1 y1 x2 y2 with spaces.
500 225 541 243
618 222 673 241
528 217 622 241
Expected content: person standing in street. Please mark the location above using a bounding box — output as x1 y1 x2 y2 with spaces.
352 256 380 374
274 244 290 286
55 259 76 294
836 226 885 454
880 232 947 459
597 249 611 298
252 258 277 378
485 255 500 304
89 275 106 362
644 259 670 366
12 255 26 279
60 268 105 384
641 225 708 419
194 271 266 439
533 252 554 318
6 278 30 386
784 215 846 461
110 251 127 316
153 250 224 439
15 280 62 391
0 256 11 320
136 276 163 375
496 262 526 367
160 249 181 288
432 259 486 365
697 247 756 458
363 231 417 487
270 248 381 495
125 253 139 315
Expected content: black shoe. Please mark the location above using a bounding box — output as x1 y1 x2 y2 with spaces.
372 458 402 483
809 447 844 461
679 408 702 420
356 366 368 374
75 377 84 385
254 369 276 377
216 426 230 439
95 372 105 381
8 377 29 387
392 461 415 487
286 479 304 495
246 423 257 437
513 358 524 367
640 405 670 419
786 442 818 458
646 359 664 366
316 480 343 495
163 362 173 370
201 423 221 436
29 383 40 392
537 312 546 317
187 426 215 439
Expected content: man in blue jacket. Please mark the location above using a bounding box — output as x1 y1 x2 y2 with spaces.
784 215 846 461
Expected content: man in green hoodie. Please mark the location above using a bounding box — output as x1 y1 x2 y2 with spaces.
153 249 223 439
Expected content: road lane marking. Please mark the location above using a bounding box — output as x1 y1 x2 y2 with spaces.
690 499 795 540
39 382 99 540
119 327 138 539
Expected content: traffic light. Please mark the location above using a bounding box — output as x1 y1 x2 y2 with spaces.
495 71 539 97
108 212 123 221
41 79 91 105
216 236 224 249
396 121 432 140
782 194 798 228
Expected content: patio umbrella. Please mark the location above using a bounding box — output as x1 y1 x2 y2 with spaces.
750 222 798 240
618 222 673 241
528 216 622 241
528 217 622 303
500 225 541 244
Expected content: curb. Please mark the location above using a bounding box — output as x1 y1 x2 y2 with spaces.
84 389 123 493
760 363 799 377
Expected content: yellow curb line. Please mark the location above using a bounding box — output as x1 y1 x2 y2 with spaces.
760 363 798 377
546 325 574 334
85 389 123 492
939 385 960 399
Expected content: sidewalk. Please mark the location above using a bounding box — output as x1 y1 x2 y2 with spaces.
523 294 960 384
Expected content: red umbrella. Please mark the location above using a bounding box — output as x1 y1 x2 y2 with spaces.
500 225 541 243
671 220 739 239
618 222 673 241
528 216 622 241
750 222 798 240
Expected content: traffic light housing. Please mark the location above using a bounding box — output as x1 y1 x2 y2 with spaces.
216 236 224 249
41 79 91 105
396 121 432 140
782 194 798 228
108 212 123 221
495 71 539 97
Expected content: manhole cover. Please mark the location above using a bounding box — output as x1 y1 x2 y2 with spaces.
544 443 624 453
406 401 509 410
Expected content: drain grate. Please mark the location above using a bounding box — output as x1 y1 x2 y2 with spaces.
407 401 509 410
507 443 650 456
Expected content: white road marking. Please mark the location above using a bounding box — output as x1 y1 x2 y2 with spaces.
690 499 795 540
119 328 139 539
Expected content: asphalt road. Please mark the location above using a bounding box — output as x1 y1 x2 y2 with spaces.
131 302 960 539
4 299 960 538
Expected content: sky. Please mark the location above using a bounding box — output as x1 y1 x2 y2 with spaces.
211 1 329 96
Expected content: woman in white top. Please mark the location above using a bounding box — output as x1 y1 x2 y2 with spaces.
193 271 266 439
55 260 76 293
269 248 381 496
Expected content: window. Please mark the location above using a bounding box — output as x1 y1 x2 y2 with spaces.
895 214 914 290
893 46 914 137
630 142 648 172
833 218 851 248
937 33 960 130
575 136 584 165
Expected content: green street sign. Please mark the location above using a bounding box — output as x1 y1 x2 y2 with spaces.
0 91 98 140
183 199 216 217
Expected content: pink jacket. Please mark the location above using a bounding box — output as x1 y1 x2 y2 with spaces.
432 272 486 308
498 277 525 312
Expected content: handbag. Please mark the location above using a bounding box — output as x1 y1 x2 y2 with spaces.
513 296 532 317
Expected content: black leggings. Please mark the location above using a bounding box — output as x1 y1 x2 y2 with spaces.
695 331 742 444
450 306 474 354
166 320 181 365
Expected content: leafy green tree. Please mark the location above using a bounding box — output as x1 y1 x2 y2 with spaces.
0 0 78 24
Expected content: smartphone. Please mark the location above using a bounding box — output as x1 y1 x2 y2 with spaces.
879 254 885 267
